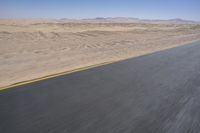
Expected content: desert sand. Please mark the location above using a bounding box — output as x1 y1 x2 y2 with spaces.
0 20 200 88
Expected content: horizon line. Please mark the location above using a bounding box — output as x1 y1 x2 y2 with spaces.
0 17 199 22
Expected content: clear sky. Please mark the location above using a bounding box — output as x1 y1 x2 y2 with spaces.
0 0 200 21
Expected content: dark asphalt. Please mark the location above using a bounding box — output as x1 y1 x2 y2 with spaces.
1 41 200 133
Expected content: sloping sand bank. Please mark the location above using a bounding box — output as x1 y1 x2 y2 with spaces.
0 22 200 88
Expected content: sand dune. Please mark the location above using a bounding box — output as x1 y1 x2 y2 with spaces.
0 21 200 87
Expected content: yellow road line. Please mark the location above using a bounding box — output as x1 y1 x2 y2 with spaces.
2 41 197 91
0 61 113 91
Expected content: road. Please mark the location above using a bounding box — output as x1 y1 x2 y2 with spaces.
1 41 200 133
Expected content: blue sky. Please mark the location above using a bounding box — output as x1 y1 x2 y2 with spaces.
0 0 200 21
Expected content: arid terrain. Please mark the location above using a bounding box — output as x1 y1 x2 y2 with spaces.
0 20 200 88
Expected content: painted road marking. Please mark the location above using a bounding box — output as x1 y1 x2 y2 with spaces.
0 62 113 91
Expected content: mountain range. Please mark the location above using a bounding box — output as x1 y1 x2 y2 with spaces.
58 17 199 24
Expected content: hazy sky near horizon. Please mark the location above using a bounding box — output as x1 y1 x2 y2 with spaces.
0 0 199 21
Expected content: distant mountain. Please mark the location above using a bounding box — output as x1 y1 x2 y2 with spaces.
165 18 198 24
57 17 199 24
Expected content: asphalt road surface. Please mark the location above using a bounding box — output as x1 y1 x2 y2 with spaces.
1 41 200 133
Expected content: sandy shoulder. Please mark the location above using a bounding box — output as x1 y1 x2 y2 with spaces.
0 22 200 88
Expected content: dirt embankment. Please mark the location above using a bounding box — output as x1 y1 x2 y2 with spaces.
0 22 200 88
